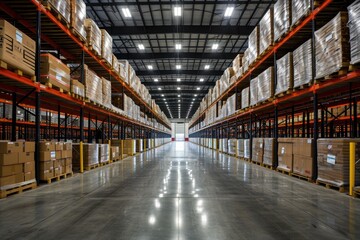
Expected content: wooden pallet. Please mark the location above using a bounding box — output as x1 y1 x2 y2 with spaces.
45 82 70 94
316 179 347 193
315 67 349 82
259 45 274 58
71 93 85 101
101 59 112 69
43 2 70 28
71 28 86 43
0 60 36 81
276 168 292 175
43 172 73 184
290 173 313 183
251 161 263 166
0 181 37 199
87 45 101 58
255 98 274 106
349 63 360 72
85 163 99 171
111 157 121 162
275 89 293 98
100 161 110 166
263 164 275 170
293 81 313 90
290 10 311 31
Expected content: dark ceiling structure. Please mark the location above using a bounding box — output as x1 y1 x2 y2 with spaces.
85 0 273 119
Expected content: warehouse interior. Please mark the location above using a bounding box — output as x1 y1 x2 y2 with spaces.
0 0 360 239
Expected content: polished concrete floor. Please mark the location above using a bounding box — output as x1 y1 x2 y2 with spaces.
0 142 360 240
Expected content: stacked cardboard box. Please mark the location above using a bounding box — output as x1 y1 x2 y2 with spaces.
118 60 128 82
70 79 85 98
0 20 36 76
248 26 259 66
277 138 293 172
70 0 86 41
315 12 350 79
98 144 109 164
317 138 360 187
228 139 237 155
0 141 35 188
40 54 71 92
252 138 264 163
123 139 136 156
250 78 258 106
136 139 143 152
258 67 274 103
293 138 313 178
84 18 101 56
292 0 311 27
42 0 71 25
274 0 291 42
259 8 274 56
110 146 120 161
242 48 250 73
275 53 293 95
348 1 360 65
232 54 242 74
293 39 313 88
236 139 244 158
226 94 237 116
72 143 98 168
40 142 72 180
241 87 249 109
102 78 111 108
101 29 113 66
263 138 275 167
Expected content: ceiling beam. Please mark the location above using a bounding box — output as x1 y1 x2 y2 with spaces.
87 1 274 6
117 52 238 60
104 25 253 36
143 81 214 87
136 70 223 76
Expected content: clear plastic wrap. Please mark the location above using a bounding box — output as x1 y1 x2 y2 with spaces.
98 144 109 163
40 53 71 92
118 60 129 83
226 94 237 116
110 146 120 160
315 12 350 79
241 87 249 109
72 143 99 167
274 0 291 41
250 78 258 106
232 54 242 74
71 0 86 41
236 139 244 158
252 138 264 163
248 26 259 66
317 138 360 187
275 52 293 95
242 48 250 73
263 138 275 167
348 0 360 65
42 0 71 24
291 0 311 27
259 8 274 56
84 18 101 57
101 29 113 66
244 139 250 159
228 139 237 155
257 67 274 103
71 79 85 97
102 78 111 107
293 39 313 88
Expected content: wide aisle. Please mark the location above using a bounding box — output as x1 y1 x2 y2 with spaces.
0 142 359 240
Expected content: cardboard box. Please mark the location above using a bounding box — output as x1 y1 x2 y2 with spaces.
23 142 35 152
62 150 72 158
0 164 23 177
24 171 35 181
40 170 54 181
64 142 72 151
40 151 56 161
18 152 34 164
40 54 71 92
0 141 22 154
293 155 313 178
278 140 293 172
55 151 62 160
55 142 64 151
40 161 54 172
0 175 15 187
0 153 19 165
293 138 313 157
40 142 56 151
65 158 72 166
66 165 72 173
15 173 24 184
24 161 35 173
54 167 61 177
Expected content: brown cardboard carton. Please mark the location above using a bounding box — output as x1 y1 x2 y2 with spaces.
62 150 72 158
40 151 56 161
252 138 264 163
54 167 61 177
40 161 54 172
293 138 313 157
40 170 54 181
0 153 19 165
278 140 293 172
0 141 22 154
293 155 313 178
40 54 71 92
24 171 35 181
40 142 56 151
65 165 72 173
14 173 24 184
0 175 15 187
55 142 64 151
65 158 72 166
64 142 72 151
0 164 23 177
55 151 62 160
18 152 34 163
23 142 35 152
23 161 35 173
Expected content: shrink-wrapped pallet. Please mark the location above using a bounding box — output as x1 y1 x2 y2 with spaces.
315 12 350 79
98 144 109 164
110 146 120 161
250 78 258 106
70 0 86 41
252 138 264 163
317 138 360 187
257 67 274 103
72 143 99 168
348 1 360 65
42 0 71 25
275 52 293 95
241 87 249 109
263 138 275 167
70 79 85 97
248 26 259 66
228 139 237 155
242 48 250 73
40 53 71 92
84 18 101 57
259 8 274 56
118 60 129 83
244 139 250 159
237 139 244 158
101 29 113 66
102 78 111 107
232 54 242 73
293 39 313 88
291 0 311 27
274 0 291 42
226 94 237 116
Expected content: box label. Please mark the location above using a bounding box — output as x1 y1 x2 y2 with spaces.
281 147 285 155
327 154 336 165
325 33 333 42
16 30 23 43
50 151 56 159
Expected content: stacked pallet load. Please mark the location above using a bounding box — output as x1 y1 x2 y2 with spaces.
232 54 242 78
257 67 274 104
112 54 120 74
259 8 274 56
226 94 237 116
101 29 113 66
102 78 111 108
293 39 313 88
98 144 109 164
291 0 311 27
72 143 99 169
274 0 291 42
263 138 275 167
123 139 136 156
136 139 143 152
0 20 36 77
42 0 71 25
244 140 250 159
248 27 259 66
317 138 360 189
250 78 258 106
277 138 293 173
70 79 85 98
110 146 120 161
275 53 293 96
84 18 101 56
242 48 250 73
315 12 350 79
70 0 86 42
228 139 237 155
252 138 264 164
241 87 250 109
40 54 71 93
0 141 36 198
237 139 244 158
292 138 314 179
118 60 129 83
348 1 360 65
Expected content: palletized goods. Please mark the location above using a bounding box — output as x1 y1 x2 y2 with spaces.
84 18 101 56
275 53 293 95
259 8 274 55
274 0 291 41
293 39 313 88
348 1 360 65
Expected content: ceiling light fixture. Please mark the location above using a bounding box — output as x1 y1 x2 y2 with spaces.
196 87 200 90
212 44 219 50
224 7 234 17
177 87 181 90
138 44 145 50
199 78 204 82
176 65 181 70
148 65 153 70
194 94 198 97
204 65 210 70
174 6 182 17
175 44 182 50
177 78 181 82
122 8 132 18
158 87 162 90
161 94 164 97
154 78 159 82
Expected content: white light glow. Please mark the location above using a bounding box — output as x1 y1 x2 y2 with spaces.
149 215 156 225
224 7 234 17
199 78 204 82
176 65 181 70
212 43 219 50
196 87 200 90
204 65 210 70
175 43 182 50
177 78 181 82
148 65 153 70
122 8 132 18
174 6 182 16
158 87 162 90
138 44 145 50
177 87 181 90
